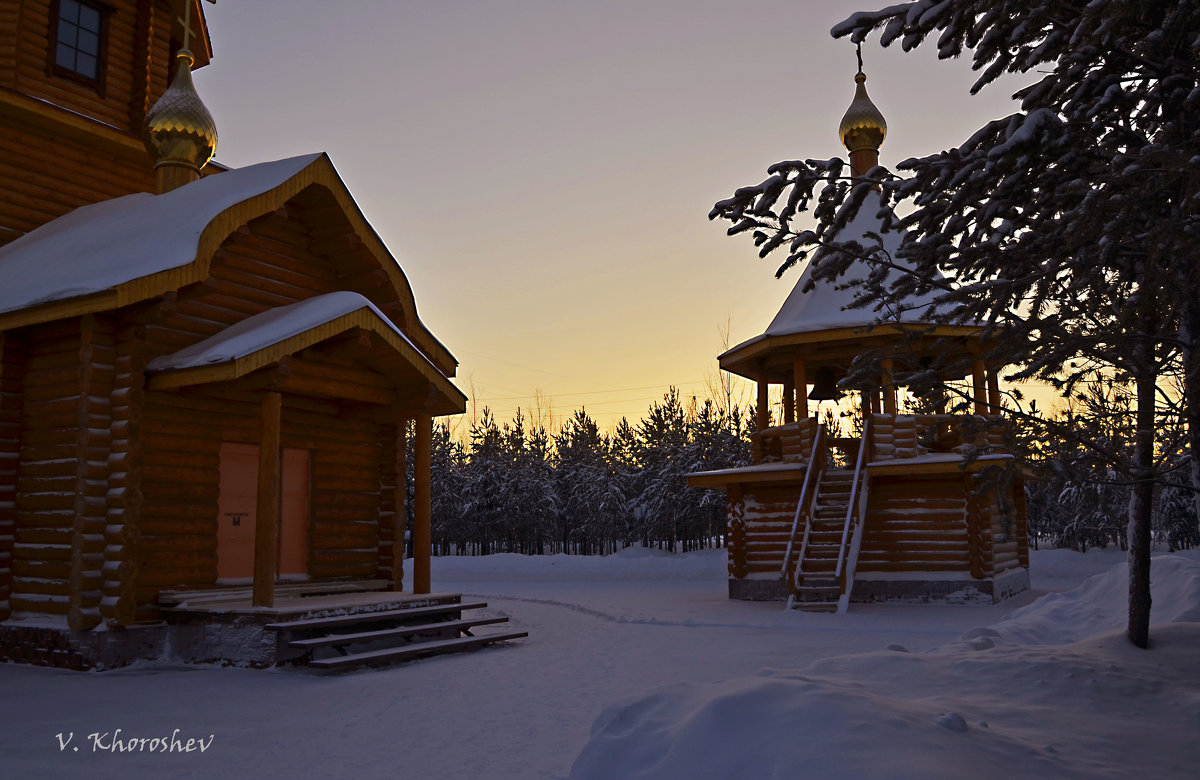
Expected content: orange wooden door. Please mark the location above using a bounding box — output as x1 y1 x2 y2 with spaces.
278 448 309 577
217 442 310 581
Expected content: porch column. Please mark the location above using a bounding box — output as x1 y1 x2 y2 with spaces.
413 412 432 594
756 368 769 431
391 420 408 591
793 357 808 421
782 377 795 424
881 359 898 416
972 359 988 416
986 366 1002 412
253 391 282 608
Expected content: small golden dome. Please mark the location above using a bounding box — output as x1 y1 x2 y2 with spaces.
143 50 217 172
838 72 887 153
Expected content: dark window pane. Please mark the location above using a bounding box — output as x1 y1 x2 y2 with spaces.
76 53 97 79
53 0 104 83
60 0 80 25
56 43 76 71
79 6 100 32
78 29 98 56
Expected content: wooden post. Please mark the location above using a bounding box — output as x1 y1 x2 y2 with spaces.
392 420 408 591
986 366 1002 412
782 377 795 424
881 359 898 416
972 360 988 416
413 413 432 594
253 392 282 608
793 357 808 421
756 369 769 431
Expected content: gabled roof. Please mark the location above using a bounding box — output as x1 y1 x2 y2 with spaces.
147 291 466 415
0 154 320 317
0 152 457 376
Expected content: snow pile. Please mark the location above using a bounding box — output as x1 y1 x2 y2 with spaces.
571 553 1200 780
978 552 1200 646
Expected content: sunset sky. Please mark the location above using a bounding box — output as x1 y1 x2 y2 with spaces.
193 1 1028 434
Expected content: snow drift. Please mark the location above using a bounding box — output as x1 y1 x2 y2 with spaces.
571 554 1200 780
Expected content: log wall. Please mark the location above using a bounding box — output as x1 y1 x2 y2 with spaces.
285 406 381 581
0 333 26 621
730 483 803 577
0 0 191 249
101 322 147 625
376 421 407 585
11 316 113 625
8 0 175 133
857 475 970 573
0 117 156 248
145 211 337 353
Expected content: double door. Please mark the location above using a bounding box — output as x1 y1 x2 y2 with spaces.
216 442 310 581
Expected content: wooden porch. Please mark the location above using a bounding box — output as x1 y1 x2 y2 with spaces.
156 579 526 669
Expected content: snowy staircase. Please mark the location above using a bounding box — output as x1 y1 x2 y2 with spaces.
791 470 854 613
268 601 527 670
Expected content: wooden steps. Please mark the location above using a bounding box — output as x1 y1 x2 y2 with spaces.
267 600 526 671
790 470 856 613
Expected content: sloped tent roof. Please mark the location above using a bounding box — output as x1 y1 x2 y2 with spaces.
720 193 984 382
0 152 457 379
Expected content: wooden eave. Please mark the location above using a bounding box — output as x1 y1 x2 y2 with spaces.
186 0 215 67
146 307 467 416
0 154 459 378
0 87 149 160
686 464 808 489
719 324 987 382
866 453 1015 477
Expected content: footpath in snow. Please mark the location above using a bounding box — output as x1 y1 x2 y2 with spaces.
0 547 1197 780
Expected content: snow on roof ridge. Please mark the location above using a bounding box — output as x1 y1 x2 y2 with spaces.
0 153 324 316
146 290 419 372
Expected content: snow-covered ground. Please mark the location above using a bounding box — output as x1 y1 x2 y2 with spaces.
1 547 1198 779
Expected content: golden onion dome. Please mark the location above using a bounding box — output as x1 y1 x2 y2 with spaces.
838 72 887 153
143 50 217 171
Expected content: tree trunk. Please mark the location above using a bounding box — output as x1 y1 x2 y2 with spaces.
1127 352 1156 649
1181 301 1200 539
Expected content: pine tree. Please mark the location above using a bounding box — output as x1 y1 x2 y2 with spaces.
710 1 1200 647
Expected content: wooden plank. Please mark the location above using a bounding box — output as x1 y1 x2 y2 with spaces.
289 616 510 649
413 413 432 594
307 631 527 669
266 601 483 631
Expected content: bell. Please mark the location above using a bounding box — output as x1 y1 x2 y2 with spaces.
808 366 844 402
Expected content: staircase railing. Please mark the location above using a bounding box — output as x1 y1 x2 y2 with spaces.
834 417 870 605
781 423 826 581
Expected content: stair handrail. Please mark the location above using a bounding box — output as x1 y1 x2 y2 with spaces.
834 418 870 584
781 423 826 580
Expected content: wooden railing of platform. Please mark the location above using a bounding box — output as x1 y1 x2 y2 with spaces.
780 423 826 582
835 418 871 612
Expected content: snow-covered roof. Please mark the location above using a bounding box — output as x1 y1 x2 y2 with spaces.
147 291 421 372
0 154 321 316
761 192 947 339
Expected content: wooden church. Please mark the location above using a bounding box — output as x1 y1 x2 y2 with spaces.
0 1 523 668
689 68 1030 612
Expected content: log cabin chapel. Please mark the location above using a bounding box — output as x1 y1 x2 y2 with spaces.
688 64 1032 612
0 1 527 669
